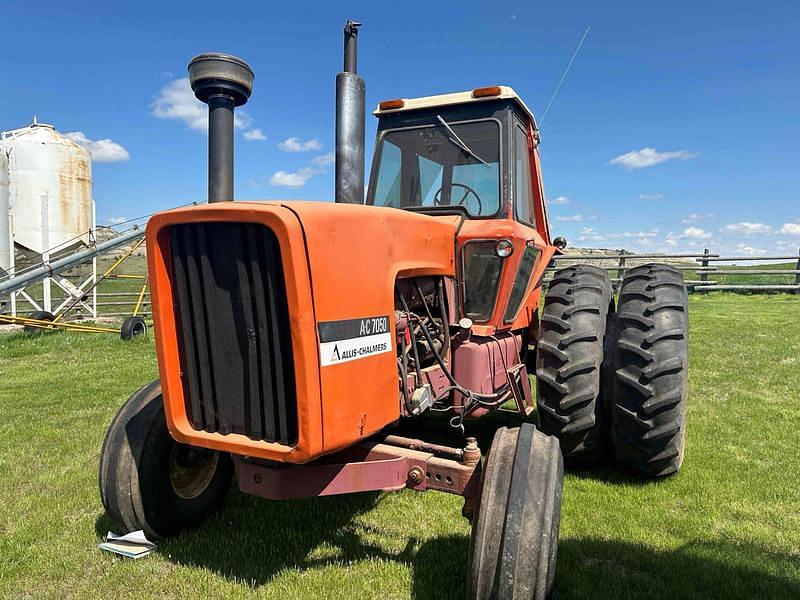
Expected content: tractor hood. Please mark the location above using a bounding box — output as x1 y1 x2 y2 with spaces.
146 201 459 463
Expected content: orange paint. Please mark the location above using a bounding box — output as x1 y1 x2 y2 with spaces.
146 113 557 465
147 201 459 463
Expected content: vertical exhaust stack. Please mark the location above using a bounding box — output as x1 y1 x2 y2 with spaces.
335 20 366 204
188 53 254 202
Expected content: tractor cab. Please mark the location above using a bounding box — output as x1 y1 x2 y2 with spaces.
368 86 555 334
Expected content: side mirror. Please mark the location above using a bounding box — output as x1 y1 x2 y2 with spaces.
553 236 567 250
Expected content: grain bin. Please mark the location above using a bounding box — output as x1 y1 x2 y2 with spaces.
0 121 93 257
0 150 9 273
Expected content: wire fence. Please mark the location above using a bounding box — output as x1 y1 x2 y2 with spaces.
6 245 799 329
547 248 800 293
1 253 151 322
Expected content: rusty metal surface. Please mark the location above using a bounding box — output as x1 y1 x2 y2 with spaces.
382 434 464 461
451 331 523 412
234 438 481 505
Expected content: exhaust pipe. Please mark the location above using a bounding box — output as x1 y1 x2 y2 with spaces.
335 20 365 204
188 53 254 202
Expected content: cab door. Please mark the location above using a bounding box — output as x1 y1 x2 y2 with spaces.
500 122 544 325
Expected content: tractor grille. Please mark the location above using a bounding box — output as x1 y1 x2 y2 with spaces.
169 222 298 445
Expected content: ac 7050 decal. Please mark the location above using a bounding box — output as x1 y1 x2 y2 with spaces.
318 315 392 366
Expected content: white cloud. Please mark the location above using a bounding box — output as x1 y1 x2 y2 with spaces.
268 150 334 189
243 128 266 141
279 137 323 152
778 222 800 236
152 77 253 132
720 222 771 234
577 228 659 242
555 214 590 222
270 167 320 187
683 226 712 239
609 147 697 170
735 243 766 256
638 193 663 200
311 152 335 166
64 131 129 163
152 79 206 131
682 213 714 224
107 217 127 225
550 195 570 205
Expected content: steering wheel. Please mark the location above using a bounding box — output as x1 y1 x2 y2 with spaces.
433 183 483 214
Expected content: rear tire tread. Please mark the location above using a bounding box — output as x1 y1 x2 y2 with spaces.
612 263 689 478
537 265 614 464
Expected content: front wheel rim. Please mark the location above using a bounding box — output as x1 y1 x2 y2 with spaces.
169 444 219 500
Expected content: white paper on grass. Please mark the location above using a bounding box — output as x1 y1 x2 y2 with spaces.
106 530 156 548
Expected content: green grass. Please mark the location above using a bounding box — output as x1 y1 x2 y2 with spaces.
1 294 799 598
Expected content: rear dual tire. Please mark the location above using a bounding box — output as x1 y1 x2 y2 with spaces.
536 265 614 465
536 263 689 478
612 264 689 477
99 380 232 539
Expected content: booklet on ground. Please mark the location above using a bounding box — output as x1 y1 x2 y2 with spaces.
98 530 156 559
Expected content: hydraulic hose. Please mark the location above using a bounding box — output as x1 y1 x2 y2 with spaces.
398 294 423 385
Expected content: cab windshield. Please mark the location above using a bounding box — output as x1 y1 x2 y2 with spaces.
369 119 500 217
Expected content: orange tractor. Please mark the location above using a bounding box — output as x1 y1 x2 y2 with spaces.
100 22 688 599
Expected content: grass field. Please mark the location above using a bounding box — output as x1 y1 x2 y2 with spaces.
1 294 799 599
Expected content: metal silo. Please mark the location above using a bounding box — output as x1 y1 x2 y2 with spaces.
0 150 9 274
0 120 92 255
0 119 95 314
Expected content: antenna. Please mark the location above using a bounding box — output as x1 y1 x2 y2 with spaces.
540 26 590 125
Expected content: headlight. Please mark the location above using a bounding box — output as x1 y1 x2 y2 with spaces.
495 239 514 258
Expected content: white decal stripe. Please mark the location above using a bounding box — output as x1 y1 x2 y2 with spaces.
319 332 393 367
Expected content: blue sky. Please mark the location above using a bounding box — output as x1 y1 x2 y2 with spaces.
4 0 799 256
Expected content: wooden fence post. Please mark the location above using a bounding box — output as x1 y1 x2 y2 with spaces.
616 250 627 291
794 247 800 294
698 248 710 293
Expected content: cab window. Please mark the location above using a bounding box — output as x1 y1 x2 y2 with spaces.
513 126 536 227
370 120 501 217
504 245 539 322
373 140 401 207
462 241 503 321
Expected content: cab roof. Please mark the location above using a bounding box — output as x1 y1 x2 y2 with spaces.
373 86 538 129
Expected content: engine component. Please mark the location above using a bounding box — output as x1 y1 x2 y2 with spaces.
409 384 434 415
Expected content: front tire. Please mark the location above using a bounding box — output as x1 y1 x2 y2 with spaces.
99 380 232 538
612 264 689 478
468 424 563 600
